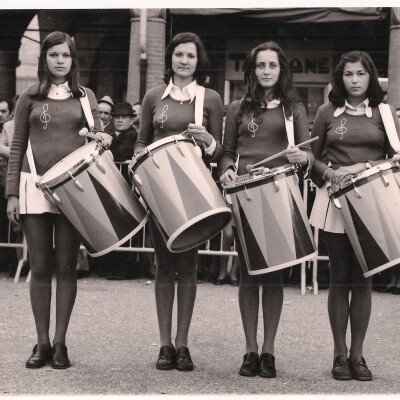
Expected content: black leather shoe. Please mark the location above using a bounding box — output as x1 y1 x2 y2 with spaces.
156 345 176 370
239 352 259 377
332 355 352 380
349 357 372 381
259 353 277 378
176 346 194 371
52 343 71 369
25 344 52 368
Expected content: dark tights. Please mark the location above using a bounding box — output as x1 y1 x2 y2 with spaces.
324 231 372 363
21 213 81 346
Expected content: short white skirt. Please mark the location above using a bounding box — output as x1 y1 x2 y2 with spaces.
19 172 59 214
309 182 345 234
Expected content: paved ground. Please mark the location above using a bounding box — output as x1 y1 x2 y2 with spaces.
0 272 399 398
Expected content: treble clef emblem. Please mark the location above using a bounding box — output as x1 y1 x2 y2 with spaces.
157 105 168 129
248 113 258 137
40 104 51 130
335 118 347 140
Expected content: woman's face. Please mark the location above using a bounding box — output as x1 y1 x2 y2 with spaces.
171 42 198 81
342 61 370 102
255 49 280 91
46 42 72 84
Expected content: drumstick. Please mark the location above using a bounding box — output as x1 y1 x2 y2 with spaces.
86 132 104 142
245 136 319 172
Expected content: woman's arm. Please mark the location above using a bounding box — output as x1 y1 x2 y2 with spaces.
6 90 31 197
134 90 154 155
309 106 331 187
204 90 223 162
218 100 240 177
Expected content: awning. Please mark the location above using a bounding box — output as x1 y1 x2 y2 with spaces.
169 8 387 23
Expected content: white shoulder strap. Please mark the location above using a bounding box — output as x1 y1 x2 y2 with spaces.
195 85 205 126
378 103 400 152
26 140 38 184
79 87 95 131
282 105 295 146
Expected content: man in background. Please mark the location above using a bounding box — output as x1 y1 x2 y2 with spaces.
98 95 115 135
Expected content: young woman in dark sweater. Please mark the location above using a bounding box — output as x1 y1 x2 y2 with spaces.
134 32 223 371
7 31 111 369
219 41 313 378
310 51 400 381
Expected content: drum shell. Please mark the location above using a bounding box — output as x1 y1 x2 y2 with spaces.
39 142 148 257
129 136 232 252
330 161 400 278
225 165 317 274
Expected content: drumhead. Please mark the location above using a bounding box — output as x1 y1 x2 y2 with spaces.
130 134 194 170
223 164 297 191
39 141 102 187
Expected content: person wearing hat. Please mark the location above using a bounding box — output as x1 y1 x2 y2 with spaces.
109 101 138 162
98 95 115 135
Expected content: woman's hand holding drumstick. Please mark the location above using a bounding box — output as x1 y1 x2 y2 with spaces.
79 128 113 147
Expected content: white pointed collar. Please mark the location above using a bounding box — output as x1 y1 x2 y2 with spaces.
333 98 372 118
161 78 197 103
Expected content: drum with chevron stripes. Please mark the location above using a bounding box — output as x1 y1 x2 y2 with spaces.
330 160 400 278
223 164 317 275
129 135 232 253
37 141 148 257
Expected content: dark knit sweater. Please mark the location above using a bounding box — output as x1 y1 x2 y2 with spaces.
134 84 223 162
6 86 101 197
310 102 400 183
218 100 312 175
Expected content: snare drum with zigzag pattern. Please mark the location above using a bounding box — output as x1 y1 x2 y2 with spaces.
224 164 317 275
330 160 400 278
39 142 148 257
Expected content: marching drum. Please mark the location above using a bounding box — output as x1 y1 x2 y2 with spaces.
37 141 148 257
223 164 317 275
329 160 400 278
129 135 232 252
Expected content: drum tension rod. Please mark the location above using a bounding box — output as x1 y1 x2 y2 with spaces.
243 184 252 201
91 153 106 174
173 136 185 157
378 168 390 187
273 176 280 192
68 172 84 192
328 187 342 209
349 179 363 199
147 148 160 169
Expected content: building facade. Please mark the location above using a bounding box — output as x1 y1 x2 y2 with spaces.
1 8 400 117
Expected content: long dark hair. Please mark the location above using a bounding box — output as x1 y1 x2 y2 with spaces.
240 41 300 120
163 32 210 86
31 31 82 98
329 51 384 108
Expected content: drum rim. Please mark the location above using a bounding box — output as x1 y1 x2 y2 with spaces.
331 162 398 198
38 142 105 190
247 250 318 275
166 207 232 253
129 134 195 172
88 211 150 257
224 165 297 193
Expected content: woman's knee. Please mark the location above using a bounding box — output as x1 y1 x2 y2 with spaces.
30 264 53 281
56 262 77 282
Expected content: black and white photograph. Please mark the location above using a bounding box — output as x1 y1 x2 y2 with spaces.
0 3 399 398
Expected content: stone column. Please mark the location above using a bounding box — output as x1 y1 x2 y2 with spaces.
126 9 166 105
0 43 18 98
387 8 400 110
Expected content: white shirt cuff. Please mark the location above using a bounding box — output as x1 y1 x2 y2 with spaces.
203 138 216 156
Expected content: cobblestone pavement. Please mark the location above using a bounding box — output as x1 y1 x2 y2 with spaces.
0 272 399 398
